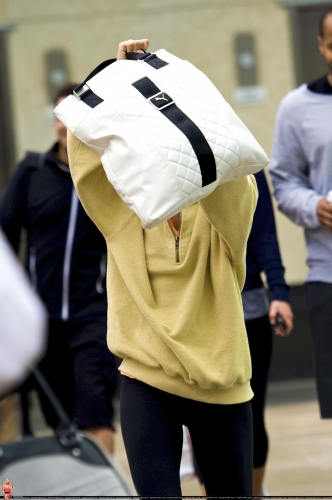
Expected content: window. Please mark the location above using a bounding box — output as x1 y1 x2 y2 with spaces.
288 3 332 85
234 33 258 87
0 27 15 192
44 49 69 103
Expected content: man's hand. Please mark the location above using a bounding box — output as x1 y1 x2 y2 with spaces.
317 198 332 233
117 39 150 60
269 300 293 337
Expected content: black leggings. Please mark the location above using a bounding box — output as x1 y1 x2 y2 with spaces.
194 314 273 484
246 314 273 468
120 376 253 497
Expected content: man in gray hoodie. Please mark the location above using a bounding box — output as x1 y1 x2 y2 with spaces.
269 9 332 418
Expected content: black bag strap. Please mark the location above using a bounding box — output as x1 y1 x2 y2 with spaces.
127 51 169 69
82 58 116 83
132 77 216 186
126 51 150 60
32 368 81 449
72 60 117 107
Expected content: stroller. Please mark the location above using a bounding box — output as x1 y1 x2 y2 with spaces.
0 369 133 498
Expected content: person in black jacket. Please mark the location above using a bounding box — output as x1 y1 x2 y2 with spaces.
192 170 294 495
243 170 293 495
0 83 117 454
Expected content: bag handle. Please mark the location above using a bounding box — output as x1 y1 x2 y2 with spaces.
127 51 169 69
126 51 150 61
79 53 145 85
73 50 165 98
84 52 150 81
81 58 116 84
72 50 169 106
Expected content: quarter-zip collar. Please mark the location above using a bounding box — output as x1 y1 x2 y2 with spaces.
156 204 199 266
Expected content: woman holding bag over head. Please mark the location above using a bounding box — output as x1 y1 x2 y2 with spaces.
67 39 258 497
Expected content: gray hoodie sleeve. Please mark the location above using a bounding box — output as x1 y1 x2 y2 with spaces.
269 98 323 229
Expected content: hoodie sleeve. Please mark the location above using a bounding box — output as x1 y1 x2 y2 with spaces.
246 171 289 302
199 174 258 288
67 131 134 239
269 101 323 229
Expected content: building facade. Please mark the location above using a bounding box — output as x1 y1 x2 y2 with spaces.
0 0 331 378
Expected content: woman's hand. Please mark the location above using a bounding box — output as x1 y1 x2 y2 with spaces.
117 39 150 60
269 300 293 337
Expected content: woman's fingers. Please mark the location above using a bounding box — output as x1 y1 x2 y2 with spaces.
117 39 150 60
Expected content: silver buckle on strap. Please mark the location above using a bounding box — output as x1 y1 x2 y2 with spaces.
73 84 90 99
148 91 175 111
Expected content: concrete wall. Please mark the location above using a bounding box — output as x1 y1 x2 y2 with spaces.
0 0 309 284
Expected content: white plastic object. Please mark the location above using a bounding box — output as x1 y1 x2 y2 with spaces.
326 190 332 205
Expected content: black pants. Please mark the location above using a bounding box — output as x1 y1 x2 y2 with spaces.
246 315 273 468
36 317 118 430
306 282 332 418
120 376 253 497
194 314 272 482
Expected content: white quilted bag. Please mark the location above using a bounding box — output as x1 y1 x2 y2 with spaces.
54 49 269 229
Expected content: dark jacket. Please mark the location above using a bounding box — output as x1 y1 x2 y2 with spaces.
0 143 107 321
243 170 289 302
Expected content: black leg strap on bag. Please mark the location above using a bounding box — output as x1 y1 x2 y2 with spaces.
32 368 81 450
132 76 217 187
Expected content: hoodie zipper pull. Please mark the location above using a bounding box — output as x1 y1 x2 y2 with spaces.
168 216 181 263
175 235 180 263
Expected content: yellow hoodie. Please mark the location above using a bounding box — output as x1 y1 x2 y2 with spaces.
68 132 258 404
